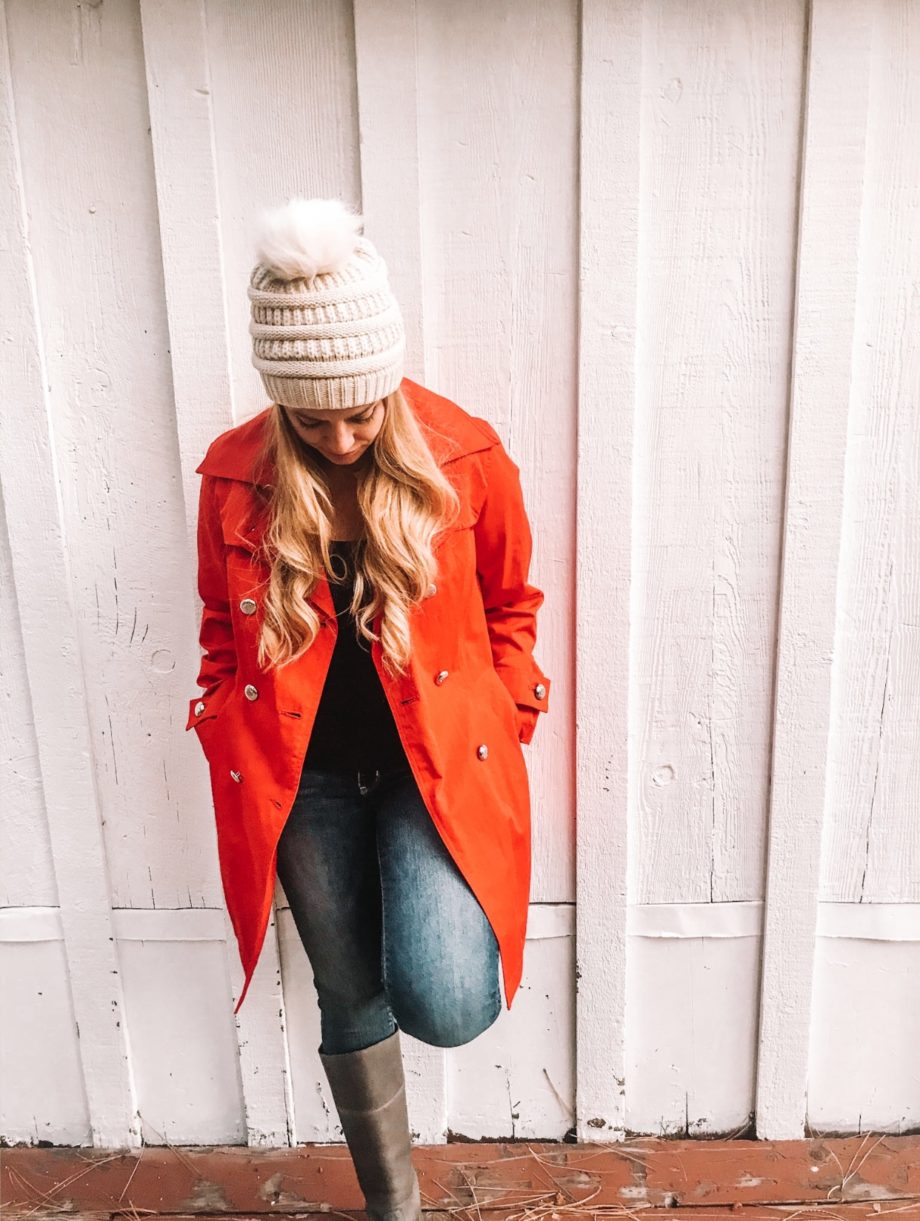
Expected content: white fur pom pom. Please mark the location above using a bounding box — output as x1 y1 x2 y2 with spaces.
254 197 364 281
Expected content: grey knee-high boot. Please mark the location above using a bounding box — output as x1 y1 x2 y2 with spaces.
319 1028 422 1221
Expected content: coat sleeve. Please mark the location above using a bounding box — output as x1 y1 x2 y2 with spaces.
191 474 237 703
473 440 551 745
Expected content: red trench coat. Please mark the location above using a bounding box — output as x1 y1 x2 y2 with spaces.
186 377 551 1014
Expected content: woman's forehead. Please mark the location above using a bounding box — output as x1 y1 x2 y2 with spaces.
286 399 382 419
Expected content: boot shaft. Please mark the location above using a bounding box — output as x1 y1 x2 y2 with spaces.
319 1029 421 1221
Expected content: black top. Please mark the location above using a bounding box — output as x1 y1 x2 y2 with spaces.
302 539 408 775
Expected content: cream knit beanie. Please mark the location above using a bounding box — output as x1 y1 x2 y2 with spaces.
248 197 405 411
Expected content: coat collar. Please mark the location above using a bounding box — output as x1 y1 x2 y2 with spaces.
194 376 498 485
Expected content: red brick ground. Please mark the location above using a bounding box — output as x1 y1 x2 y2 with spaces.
3 1135 919 1219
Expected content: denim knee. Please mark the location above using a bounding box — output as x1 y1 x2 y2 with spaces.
388 978 502 1048
315 984 397 1055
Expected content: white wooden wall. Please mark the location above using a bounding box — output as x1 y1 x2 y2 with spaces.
1 0 918 1148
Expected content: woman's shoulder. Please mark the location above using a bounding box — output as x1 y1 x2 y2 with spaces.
194 407 273 484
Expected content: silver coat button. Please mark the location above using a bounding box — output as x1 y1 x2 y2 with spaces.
435 670 449 685
534 682 546 699
477 744 489 761
427 582 437 596
244 683 259 700
240 597 257 615
194 700 206 716
230 769 243 783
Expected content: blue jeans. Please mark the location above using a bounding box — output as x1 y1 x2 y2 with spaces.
275 760 502 1054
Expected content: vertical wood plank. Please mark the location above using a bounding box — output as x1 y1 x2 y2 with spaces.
353 0 425 376
627 903 764 1136
756 0 873 1140
413 0 576 906
575 0 641 1139
819 2 920 906
202 0 360 423
0 0 138 1149
138 0 292 1147
0 488 55 910
809 933 920 1133
634 0 805 909
4 0 915 1146
0 915 91 1145
353 0 446 1144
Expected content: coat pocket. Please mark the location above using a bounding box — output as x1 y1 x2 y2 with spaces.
486 667 526 744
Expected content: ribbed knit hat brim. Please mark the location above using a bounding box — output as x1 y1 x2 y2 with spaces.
259 362 404 411
248 204 405 411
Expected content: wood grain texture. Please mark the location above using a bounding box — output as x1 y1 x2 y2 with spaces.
757 0 873 1141
205 0 360 424
634 0 805 907
0 933 90 1144
3 0 919 1148
575 0 639 1143
415 0 575 904
5 1136 920 1214
0 0 139 1147
0 490 55 909
140 0 292 1147
820 1 920 905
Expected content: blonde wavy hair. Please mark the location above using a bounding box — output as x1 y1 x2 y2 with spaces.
248 387 461 678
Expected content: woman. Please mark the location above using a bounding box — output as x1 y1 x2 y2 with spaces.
186 198 550 1221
